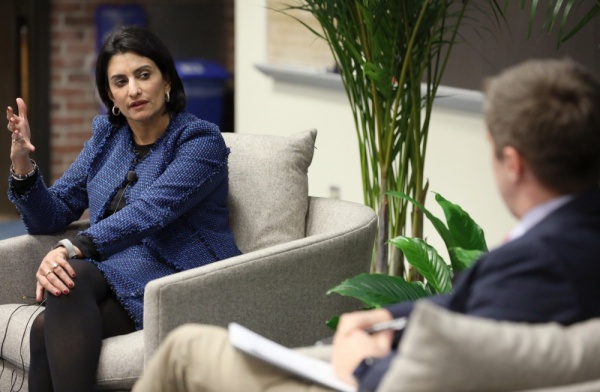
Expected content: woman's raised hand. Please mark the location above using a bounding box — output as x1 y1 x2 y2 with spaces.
7 98 36 164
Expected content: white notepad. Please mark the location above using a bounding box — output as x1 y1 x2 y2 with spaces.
228 323 356 392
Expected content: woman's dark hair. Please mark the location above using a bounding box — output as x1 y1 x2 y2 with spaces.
95 25 186 125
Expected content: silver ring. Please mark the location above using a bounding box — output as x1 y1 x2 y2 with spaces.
52 263 59 270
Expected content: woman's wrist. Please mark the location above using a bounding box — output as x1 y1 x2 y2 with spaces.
10 157 34 176
52 239 81 259
10 159 37 180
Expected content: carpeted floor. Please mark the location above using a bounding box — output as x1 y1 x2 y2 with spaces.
0 219 27 240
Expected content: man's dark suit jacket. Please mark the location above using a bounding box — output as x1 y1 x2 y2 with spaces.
359 187 600 391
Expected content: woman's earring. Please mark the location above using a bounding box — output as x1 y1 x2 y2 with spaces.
165 91 170 103
112 106 121 116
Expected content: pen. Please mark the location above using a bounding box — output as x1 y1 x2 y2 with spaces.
364 317 407 334
314 317 407 345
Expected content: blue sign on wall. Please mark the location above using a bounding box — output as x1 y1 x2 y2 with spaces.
95 4 146 52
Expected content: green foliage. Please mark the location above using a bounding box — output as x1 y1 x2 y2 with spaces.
279 1 598 279
325 272 432 328
433 193 488 255
278 1 597 279
276 0 599 329
450 247 486 271
277 0 499 276
389 191 487 272
327 273 432 308
388 237 452 294
328 192 487 310
511 0 600 44
325 315 339 331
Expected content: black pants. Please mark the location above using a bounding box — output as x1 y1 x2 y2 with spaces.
29 259 136 392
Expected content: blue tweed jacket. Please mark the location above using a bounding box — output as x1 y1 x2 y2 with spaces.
9 112 241 329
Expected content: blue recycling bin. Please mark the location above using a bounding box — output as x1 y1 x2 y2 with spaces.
176 59 229 127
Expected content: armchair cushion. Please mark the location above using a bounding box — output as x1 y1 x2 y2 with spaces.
223 129 317 253
378 300 600 392
0 304 143 390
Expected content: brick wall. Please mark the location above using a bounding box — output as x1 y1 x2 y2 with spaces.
49 0 234 181
50 0 98 180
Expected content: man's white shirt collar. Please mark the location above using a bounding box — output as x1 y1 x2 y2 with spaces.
506 195 574 242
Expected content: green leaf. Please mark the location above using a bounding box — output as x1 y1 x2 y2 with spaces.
514 0 599 46
326 315 339 331
387 190 453 248
389 236 453 294
363 62 393 98
434 193 487 253
327 273 431 308
449 247 486 272
389 191 488 274
529 0 540 38
561 4 600 42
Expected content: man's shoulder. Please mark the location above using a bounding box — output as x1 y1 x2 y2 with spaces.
481 205 600 285
538 188 600 223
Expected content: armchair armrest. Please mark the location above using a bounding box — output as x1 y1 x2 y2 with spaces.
143 198 376 361
0 220 90 305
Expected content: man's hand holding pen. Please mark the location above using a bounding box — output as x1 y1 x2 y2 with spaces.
330 308 396 386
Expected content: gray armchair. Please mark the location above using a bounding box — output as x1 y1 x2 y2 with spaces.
0 129 377 391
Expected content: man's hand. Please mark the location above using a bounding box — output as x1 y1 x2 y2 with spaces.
331 308 394 385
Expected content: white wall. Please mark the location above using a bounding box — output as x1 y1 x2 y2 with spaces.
235 0 516 250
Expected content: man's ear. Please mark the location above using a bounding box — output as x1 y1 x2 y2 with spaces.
502 146 526 183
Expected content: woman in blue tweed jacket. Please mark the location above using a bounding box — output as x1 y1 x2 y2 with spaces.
6 25 240 391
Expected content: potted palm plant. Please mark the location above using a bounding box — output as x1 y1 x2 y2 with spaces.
278 0 503 277
278 0 599 282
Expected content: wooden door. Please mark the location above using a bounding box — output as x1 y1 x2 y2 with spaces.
0 0 49 216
